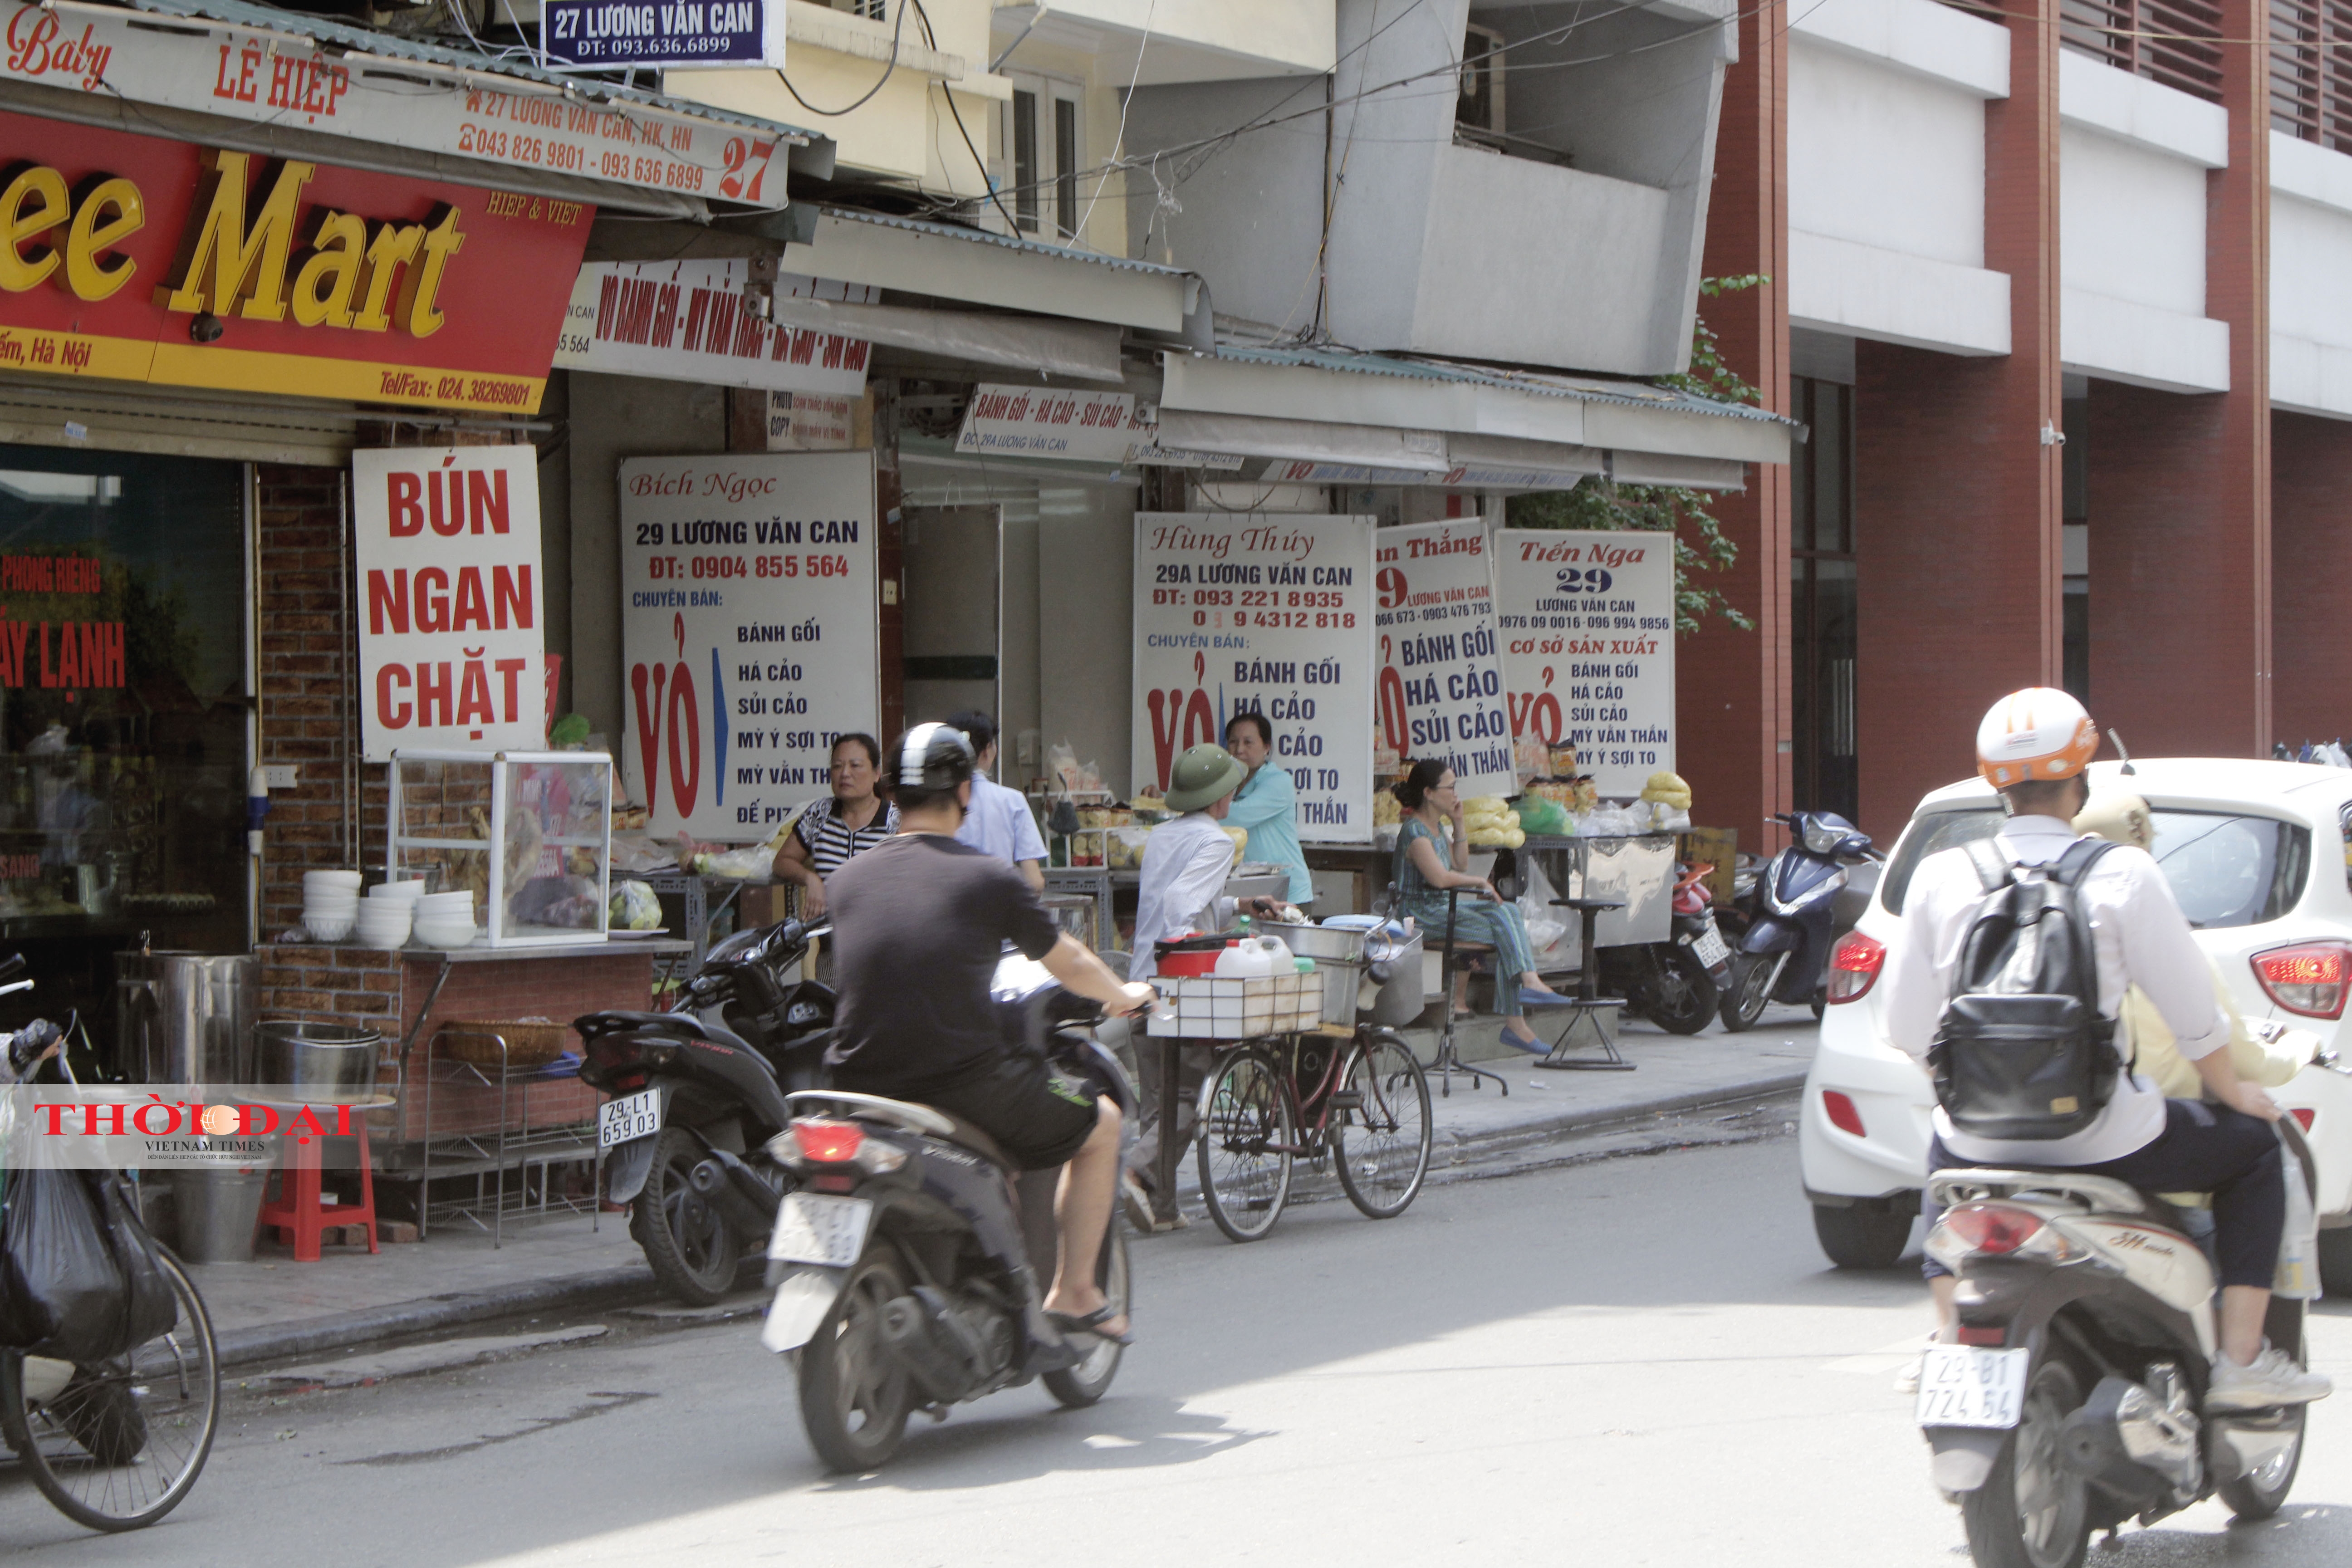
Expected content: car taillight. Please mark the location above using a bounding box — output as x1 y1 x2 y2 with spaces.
792 1118 864 1163
2252 943 2352 1019
1826 931 1886 1004
2291 1107 2316 1132
1822 1090 1866 1137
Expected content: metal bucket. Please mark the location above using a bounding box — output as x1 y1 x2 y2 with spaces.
169 1168 269 1264
255 1021 381 1095
115 952 259 1084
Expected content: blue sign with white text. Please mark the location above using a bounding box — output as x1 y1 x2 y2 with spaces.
540 0 782 69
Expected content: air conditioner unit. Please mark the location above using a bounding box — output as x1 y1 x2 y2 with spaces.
1458 23 1505 137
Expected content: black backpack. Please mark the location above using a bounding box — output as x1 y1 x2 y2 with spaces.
1928 837 2122 1142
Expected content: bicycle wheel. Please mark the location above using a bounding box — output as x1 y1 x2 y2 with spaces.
0 1247 218 1532
1195 1047 1295 1243
1334 1030 1433 1219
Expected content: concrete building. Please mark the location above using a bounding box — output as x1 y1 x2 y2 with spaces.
1690 0 2352 844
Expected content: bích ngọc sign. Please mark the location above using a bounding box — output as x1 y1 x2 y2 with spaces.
617 453 879 840
1494 529 1676 799
353 447 547 760
1131 514 1374 843
0 108 591 411
1374 520 1514 799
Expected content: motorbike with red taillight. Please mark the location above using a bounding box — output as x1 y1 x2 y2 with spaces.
575 920 835 1305
755 952 1137 1472
1916 1119 2322 1568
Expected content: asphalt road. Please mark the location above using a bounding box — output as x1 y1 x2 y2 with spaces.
5 1131 2349 1567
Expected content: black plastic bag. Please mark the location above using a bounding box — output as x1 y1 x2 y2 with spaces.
0 1171 175 1363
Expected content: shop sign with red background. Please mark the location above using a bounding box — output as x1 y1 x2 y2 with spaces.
0 108 591 412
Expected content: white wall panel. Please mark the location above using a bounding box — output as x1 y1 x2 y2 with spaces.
1787 229 2010 354
1789 0 2008 98
2059 288 2228 392
2059 127 2207 317
1791 41 1988 267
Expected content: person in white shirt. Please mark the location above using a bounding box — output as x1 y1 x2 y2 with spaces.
1122 743 1282 1228
946 710 1047 892
1883 689 2328 1411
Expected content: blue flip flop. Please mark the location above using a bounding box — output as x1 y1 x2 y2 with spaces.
1519 987 1574 1008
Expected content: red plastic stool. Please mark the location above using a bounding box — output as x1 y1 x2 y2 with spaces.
260 1122 379 1262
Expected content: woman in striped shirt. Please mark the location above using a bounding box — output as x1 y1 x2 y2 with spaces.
772 733 899 917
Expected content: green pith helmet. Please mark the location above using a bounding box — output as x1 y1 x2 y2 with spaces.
1164 743 1249 812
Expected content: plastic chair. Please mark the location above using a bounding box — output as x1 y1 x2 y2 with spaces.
259 1119 380 1262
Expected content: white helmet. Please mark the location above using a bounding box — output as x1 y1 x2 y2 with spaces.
1976 688 2099 788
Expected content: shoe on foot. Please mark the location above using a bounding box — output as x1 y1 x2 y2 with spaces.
1499 1023 1547 1054
1519 987 1574 1009
2207 1343 2334 1411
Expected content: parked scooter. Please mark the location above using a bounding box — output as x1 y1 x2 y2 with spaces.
1598 862 1733 1035
576 920 835 1304
1718 811 1880 1032
1919 1121 2323 1565
757 951 1137 1472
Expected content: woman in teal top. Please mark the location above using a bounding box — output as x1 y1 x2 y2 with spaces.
1392 760 1568 1052
1222 713 1315 908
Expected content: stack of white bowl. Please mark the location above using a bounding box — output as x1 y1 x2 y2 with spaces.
354 884 416 950
302 870 362 941
413 892 480 949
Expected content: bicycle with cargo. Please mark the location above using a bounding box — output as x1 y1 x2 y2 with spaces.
1153 917 1434 1242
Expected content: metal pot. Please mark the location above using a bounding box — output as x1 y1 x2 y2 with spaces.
255 1021 381 1095
115 951 259 1084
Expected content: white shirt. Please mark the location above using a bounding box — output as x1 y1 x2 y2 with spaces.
954 775 1048 865
1881 815 2229 1166
1128 813 1238 980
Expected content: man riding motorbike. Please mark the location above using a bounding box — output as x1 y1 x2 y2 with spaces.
822 722 1156 1343
1882 689 2331 1412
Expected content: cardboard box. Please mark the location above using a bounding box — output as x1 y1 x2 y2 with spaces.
1678 827 1740 906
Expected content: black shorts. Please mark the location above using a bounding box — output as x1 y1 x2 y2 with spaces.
848 1053 1100 1171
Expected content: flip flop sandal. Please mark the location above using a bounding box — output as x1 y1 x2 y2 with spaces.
1048 1305 1135 1346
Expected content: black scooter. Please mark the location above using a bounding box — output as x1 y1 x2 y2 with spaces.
756 952 1136 1472
1718 811 1879 1032
1921 1121 2322 1565
576 919 834 1304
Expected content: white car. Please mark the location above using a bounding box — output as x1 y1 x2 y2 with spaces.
1799 757 2352 1292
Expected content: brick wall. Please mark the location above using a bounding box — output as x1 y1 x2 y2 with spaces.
2271 411 2352 745
2085 383 2267 757
260 946 654 1139
1676 0 1792 858
255 463 361 937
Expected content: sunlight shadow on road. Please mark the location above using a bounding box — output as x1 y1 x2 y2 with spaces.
811 1393 1269 1493
2102 1503 2352 1564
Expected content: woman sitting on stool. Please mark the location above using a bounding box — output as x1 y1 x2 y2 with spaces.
1391 760 1568 1053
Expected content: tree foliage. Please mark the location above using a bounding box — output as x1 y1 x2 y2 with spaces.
1504 276 1768 636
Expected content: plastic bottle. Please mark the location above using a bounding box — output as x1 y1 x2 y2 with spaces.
1215 934 1293 978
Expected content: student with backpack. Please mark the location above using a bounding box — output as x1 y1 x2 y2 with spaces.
1882 689 2330 1412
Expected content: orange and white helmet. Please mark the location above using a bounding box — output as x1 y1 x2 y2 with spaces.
1976 688 2099 787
